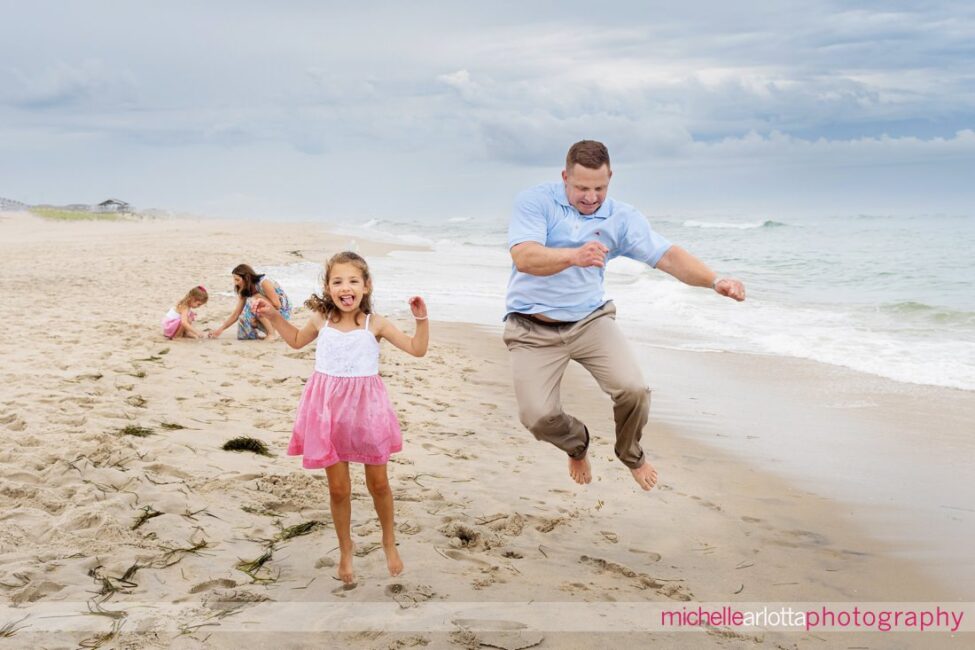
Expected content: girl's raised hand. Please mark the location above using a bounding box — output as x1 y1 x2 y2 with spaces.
409 296 428 320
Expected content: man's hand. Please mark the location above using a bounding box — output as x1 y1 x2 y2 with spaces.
714 278 746 302
570 241 609 268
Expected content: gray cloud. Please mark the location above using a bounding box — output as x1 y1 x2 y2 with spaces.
0 1 972 217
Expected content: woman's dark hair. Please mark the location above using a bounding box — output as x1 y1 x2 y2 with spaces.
306 251 373 323
232 263 265 297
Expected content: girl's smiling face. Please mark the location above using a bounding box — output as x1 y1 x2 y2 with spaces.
328 262 369 312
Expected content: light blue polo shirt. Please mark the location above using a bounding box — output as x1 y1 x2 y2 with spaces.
505 182 672 321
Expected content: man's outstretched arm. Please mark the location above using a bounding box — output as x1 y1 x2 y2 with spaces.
511 241 609 276
655 245 746 301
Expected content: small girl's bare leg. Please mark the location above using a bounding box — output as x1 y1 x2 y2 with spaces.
325 462 356 584
365 463 403 576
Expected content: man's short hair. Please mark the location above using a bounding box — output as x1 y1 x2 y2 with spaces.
566 140 610 171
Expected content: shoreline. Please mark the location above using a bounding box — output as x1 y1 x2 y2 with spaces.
0 211 969 647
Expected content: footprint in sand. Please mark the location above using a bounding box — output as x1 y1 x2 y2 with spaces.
10 580 65 604
440 522 480 549
55 415 87 427
535 516 569 533
778 529 830 547
481 513 524 537
353 521 380 537
385 582 435 609
628 548 663 562
436 548 494 568
690 495 722 512
579 555 691 601
453 622 542 650
0 413 26 431
189 578 237 594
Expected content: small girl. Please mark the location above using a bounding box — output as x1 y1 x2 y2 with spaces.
253 251 428 584
161 286 208 340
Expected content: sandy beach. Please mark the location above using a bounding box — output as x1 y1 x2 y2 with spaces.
1 211 971 649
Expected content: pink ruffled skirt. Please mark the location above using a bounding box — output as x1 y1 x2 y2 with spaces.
161 311 194 339
162 317 182 339
288 372 402 468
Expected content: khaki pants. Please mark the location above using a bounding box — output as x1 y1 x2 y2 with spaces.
502 301 650 469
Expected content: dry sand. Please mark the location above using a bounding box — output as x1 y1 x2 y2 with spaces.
0 212 969 648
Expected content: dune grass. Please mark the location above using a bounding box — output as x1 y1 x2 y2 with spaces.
30 207 127 221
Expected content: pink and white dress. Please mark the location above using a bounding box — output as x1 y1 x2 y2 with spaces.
161 307 195 339
288 314 403 468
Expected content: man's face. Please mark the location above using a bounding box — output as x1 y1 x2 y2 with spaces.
562 163 612 215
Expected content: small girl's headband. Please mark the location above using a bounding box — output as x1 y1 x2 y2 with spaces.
197 285 207 292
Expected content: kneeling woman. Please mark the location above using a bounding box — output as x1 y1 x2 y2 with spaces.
210 263 292 340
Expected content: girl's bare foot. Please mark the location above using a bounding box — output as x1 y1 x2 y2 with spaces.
568 454 592 484
383 541 404 577
338 549 356 584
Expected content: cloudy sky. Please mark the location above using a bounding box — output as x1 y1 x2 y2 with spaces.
1 1 973 221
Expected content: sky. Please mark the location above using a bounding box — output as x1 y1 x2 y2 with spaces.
1 1 973 222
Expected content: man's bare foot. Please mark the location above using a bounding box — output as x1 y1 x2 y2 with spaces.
338 550 355 584
568 454 592 485
383 541 404 576
630 461 658 491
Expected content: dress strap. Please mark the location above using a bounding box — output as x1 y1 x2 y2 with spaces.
364 313 371 330
323 313 330 329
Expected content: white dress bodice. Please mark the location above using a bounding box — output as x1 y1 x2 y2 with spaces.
314 314 380 377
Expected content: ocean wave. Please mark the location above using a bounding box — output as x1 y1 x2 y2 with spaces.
682 219 787 230
878 301 975 326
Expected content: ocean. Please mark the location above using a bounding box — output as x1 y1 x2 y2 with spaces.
267 210 975 392
260 208 975 588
